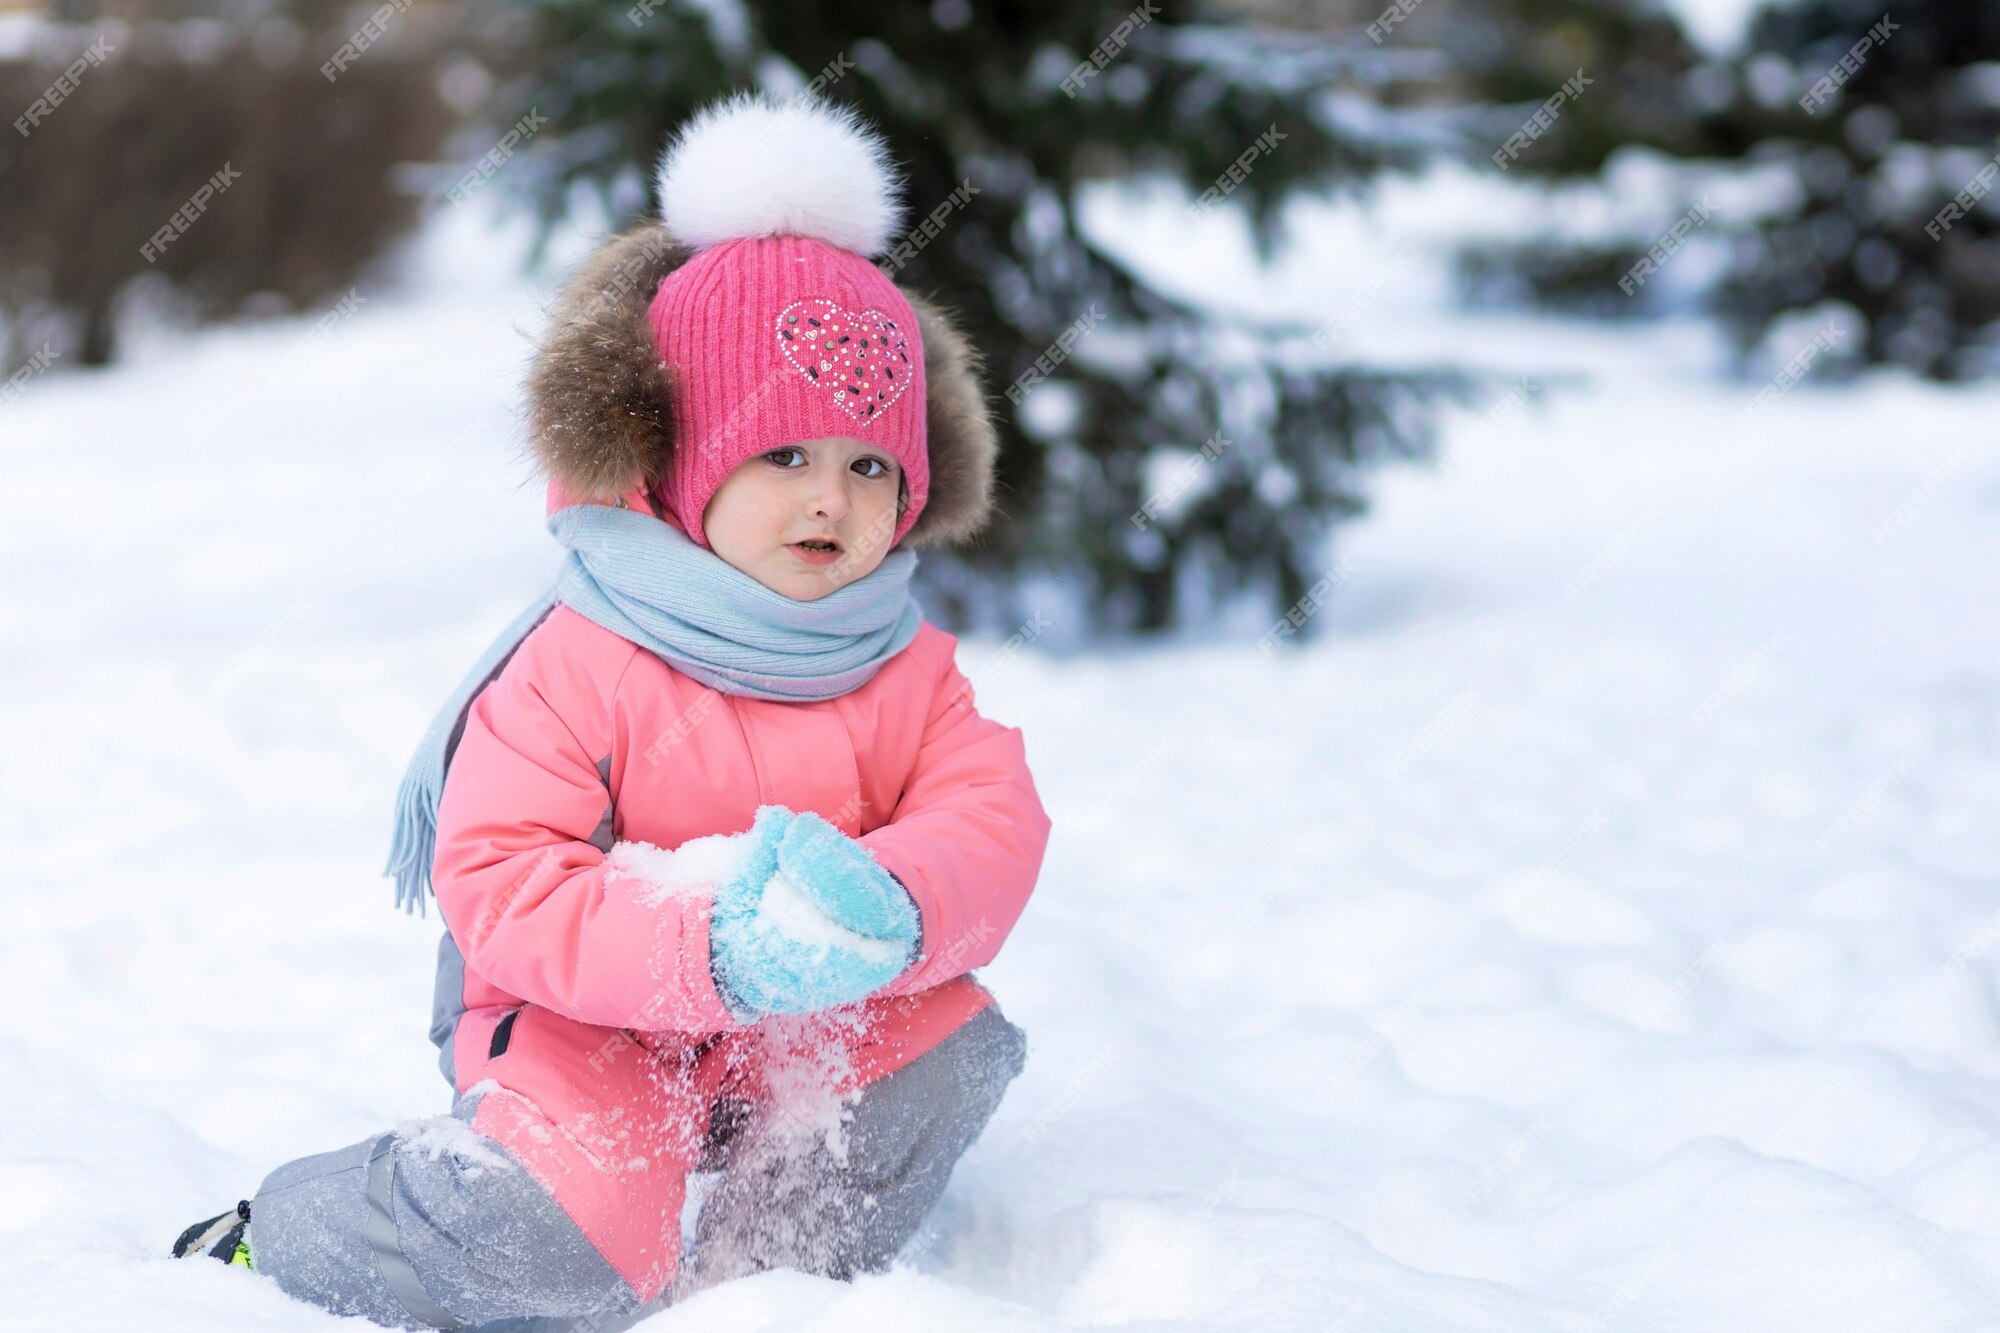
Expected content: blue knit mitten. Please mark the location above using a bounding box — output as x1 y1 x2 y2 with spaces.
709 805 920 1019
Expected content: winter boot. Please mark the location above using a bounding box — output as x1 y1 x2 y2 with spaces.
170 1199 254 1269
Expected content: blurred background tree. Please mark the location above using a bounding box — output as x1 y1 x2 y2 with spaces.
478 0 1482 636
1715 0 2000 379
1444 0 2000 380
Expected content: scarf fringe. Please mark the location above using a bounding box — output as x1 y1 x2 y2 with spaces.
381 590 563 915
384 767 439 918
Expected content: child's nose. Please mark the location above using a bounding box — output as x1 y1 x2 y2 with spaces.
808 475 853 522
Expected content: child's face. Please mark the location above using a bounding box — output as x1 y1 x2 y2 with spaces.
701 437 906 600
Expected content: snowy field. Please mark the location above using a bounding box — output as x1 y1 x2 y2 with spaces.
3 178 1999 1330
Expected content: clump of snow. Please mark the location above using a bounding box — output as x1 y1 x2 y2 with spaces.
391 1113 517 1179
603 832 746 907
748 869 908 968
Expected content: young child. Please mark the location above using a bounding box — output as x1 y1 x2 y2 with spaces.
169 93 1051 1330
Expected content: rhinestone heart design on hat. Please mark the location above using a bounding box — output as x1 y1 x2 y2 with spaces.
774 298 916 423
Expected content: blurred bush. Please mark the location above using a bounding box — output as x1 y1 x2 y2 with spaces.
0 14 455 368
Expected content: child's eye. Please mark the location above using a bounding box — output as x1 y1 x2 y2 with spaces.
767 448 893 477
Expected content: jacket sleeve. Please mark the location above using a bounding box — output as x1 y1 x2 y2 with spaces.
860 643 1053 996
429 623 746 1035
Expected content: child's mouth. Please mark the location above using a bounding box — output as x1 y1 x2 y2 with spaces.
789 539 843 563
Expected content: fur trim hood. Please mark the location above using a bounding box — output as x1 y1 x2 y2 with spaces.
524 223 1000 550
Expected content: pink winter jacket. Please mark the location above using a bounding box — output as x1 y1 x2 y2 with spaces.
425 532 1051 1083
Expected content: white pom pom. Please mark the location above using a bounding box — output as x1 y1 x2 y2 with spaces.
656 92 905 258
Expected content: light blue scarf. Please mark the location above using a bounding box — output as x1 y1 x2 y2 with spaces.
383 503 923 915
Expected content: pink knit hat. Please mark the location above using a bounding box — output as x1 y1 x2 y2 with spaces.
640 94 930 551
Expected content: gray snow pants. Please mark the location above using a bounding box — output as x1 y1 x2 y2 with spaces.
246 994 1026 1331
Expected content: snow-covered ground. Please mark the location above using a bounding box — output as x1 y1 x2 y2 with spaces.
3 175 1999 1330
